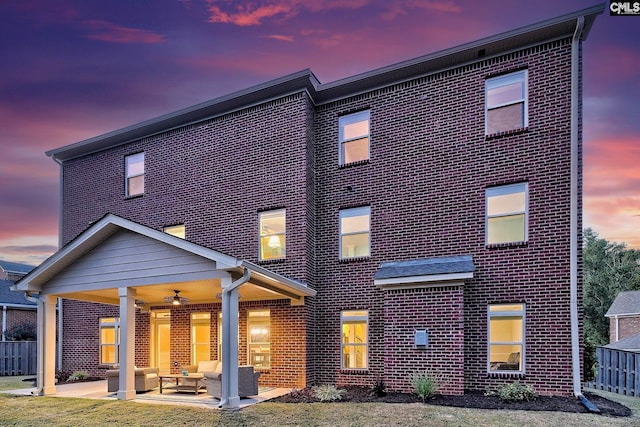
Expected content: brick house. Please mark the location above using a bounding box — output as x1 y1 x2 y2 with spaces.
16 5 603 407
0 260 36 342
606 290 640 347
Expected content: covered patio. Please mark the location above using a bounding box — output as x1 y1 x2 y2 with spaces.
14 214 315 409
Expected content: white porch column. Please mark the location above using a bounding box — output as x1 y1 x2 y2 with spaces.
41 294 57 395
117 287 136 400
220 274 240 408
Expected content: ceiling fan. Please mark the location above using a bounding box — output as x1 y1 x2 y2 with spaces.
163 290 190 306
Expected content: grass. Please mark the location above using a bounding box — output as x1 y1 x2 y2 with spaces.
0 376 639 427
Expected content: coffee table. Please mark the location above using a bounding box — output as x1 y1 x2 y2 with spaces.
159 373 205 394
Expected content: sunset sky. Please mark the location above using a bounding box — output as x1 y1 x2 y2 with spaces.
0 1 638 266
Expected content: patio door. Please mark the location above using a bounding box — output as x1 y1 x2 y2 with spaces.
151 311 171 375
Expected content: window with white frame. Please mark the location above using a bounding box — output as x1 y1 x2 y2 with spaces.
100 317 120 365
486 183 528 245
191 313 211 365
164 224 185 239
125 152 145 197
340 206 370 259
341 310 368 369
339 110 370 165
488 304 525 372
486 70 528 135
248 310 270 369
259 209 285 260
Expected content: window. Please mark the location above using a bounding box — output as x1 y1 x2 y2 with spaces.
341 310 368 369
486 70 527 134
259 209 285 260
100 317 120 365
486 183 528 245
125 152 145 197
164 224 185 239
340 206 370 259
488 304 525 373
191 313 211 365
339 110 370 165
248 310 270 369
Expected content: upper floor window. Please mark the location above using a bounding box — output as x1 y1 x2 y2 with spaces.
339 110 370 165
164 224 185 239
259 209 285 260
486 70 528 135
125 152 145 197
341 310 368 370
488 304 525 373
486 183 528 245
339 206 370 259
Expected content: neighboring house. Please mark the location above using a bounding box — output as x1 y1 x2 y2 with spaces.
605 290 640 345
0 260 36 342
16 5 603 407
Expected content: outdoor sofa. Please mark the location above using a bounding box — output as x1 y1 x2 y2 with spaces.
106 367 159 393
205 365 261 398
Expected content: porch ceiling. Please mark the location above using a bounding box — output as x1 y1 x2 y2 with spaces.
15 214 315 305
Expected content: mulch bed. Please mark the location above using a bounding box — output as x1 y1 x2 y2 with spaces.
271 386 631 417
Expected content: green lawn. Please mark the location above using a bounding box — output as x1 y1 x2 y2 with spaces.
0 376 638 427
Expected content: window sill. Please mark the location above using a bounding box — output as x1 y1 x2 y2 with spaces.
339 256 370 264
486 241 528 249
258 258 285 265
340 369 369 375
339 159 370 169
487 371 525 379
485 127 528 140
125 194 144 200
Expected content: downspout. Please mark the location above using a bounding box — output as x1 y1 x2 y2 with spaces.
569 16 591 406
218 268 251 409
52 156 64 372
26 292 44 396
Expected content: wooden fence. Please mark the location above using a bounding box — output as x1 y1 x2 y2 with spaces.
594 346 640 396
0 341 37 376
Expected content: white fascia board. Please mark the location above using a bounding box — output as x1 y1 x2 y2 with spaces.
374 272 474 287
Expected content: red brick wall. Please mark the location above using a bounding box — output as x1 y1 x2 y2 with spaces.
610 316 640 342
5 308 36 331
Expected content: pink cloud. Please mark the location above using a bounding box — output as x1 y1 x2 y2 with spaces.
265 34 294 42
82 20 165 44
382 0 462 20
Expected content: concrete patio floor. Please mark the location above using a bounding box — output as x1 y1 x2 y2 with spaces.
5 380 290 410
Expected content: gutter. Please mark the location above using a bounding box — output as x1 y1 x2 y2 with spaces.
218 268 251 409
569 15 599 414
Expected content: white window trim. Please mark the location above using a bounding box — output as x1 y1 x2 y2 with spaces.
485 70 528 135
485 182 529 245
125 152 145 197
341 310 369 370
258 209 286 261
247 310 271 369
190 313 211 365
487 304 526 374
339 110 370 165
339 206 371 259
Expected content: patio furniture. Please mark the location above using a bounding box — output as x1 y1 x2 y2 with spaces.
490 352 521 371
159 373 205 394
177 360 219 393
106 367 159 393
205 365 261 398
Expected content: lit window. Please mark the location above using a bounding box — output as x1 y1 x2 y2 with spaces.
488 304 525 373
248 310 270 369
217 312 239 362
164 224 185 239
341 310 368 369
486 70 528 134
340 206 370 259
339 111 370 165
125 152 145 197
100 317 120 365
259 209 285 260
191 313 211 365
486 183 528 245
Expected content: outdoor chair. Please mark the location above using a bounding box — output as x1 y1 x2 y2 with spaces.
106 367 159 393
205 365 260 398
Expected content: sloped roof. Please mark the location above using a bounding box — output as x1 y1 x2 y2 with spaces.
0 280 36 306
605 332 640 352
374 255 474 288
0 260 35 276
605 291 640 317
45 5 604 162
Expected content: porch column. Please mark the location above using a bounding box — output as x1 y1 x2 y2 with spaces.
41 294 57 395
117 287 136 400
220 274 240 408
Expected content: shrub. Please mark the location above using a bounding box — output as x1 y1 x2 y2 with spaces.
372 376 387 397
289 387 315 402
4 321 36 341
67 371 90 382
312 384 346 402
493 381 537 403
411 371 440 402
